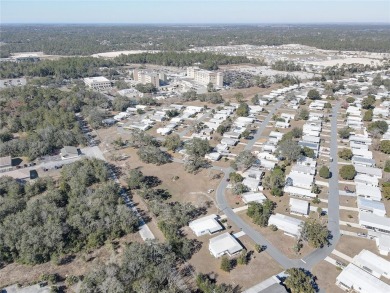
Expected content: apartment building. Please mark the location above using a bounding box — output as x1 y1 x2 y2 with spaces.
187 66 223 87
133 69 161 88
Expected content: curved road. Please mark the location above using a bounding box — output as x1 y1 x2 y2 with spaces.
216 98 342 270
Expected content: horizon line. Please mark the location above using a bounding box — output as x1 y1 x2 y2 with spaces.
1 22 390 25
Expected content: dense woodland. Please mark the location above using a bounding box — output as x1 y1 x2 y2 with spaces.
0 86 112 159
1 25 390 56
0 159 139 266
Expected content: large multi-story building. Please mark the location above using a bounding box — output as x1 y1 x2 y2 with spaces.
83 76 112 91
133 69 161 88
187 66 223 87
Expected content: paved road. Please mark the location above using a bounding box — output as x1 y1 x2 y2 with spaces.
215 100 342 271
301 102 341 268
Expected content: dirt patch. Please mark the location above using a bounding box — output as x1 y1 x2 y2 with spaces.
312 261 344 293
339 210 359 223
335 235 390 261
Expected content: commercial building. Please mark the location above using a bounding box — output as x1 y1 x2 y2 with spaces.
189 214 224 237
83 76 112 91
268 213 303 237
336 263 390 293
209 232 243 258
187 66 223 87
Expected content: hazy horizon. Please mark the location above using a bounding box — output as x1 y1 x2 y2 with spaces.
1 0 389 24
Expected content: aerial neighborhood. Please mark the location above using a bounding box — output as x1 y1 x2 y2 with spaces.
0 18 390 293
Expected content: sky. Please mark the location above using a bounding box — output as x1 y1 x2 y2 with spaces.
1 0 389 24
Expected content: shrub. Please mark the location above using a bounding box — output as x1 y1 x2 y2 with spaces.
338 148 353 160
384 160 390 172
220 256 231 272
340 165 356 180
319 166 330 179
380 140 390 154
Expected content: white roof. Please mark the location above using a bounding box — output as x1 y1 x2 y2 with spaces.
289 198 309 215
268 213 303 236
336 263 390 293
209 232 243 257
284 186 316 198
242 177 260 191
357 197 386 217
242 192 267 204
353 249 390 278
359 212 390 231
352 148 373 159
286 171 314 188
356 184 382 201
84 76 109 82
355 165 382 178
189 214 223 236
354 174 379 187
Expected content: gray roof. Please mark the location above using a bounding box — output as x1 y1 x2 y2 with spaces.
61 146 79 156
0 156 12 167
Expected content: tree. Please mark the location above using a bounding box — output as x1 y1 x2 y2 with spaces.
324 102 332 109
346 97 355 103
284 268 316 293
317 207 323 218
229 172 244 183
236 102 250 117
340 165 356 180
207 82 215 92
232 150 256 171
220 256 231 272
372 73 383 86
185 156 209 174
247 200 275 227
277 139 302 162
338 126 353 139
380 140 390 154
363 109 373 121
185 138 211 157
319 166 330 179
383 182 390 200
241 128 251 139
126 169 144 190
384 160 390 172
251 94 259 105
362 95 376 109
338 148 353 160
135 83 157 93
301 147 315 159
368 121 388 136
297 108 309 120
137 145 171 165
163 134 182 152
232 183 248 195
300 220 329 248
237 249 248 265
263 166 285 192
291 127 303 138
307 89 320 100
234 92 244 103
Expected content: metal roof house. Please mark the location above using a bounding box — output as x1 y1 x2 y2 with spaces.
352 249 390 279
376 234 390 256
358 198 386 217
284 186 317 199
189 214 224 237
268 213 303 237
209 232 243 258
289 198 310 216
336 263 390 293
359 212 390 235
241 192 267 204
60 146 79 160
355 184 382 201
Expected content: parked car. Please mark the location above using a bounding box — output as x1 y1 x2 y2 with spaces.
357 233 367 238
